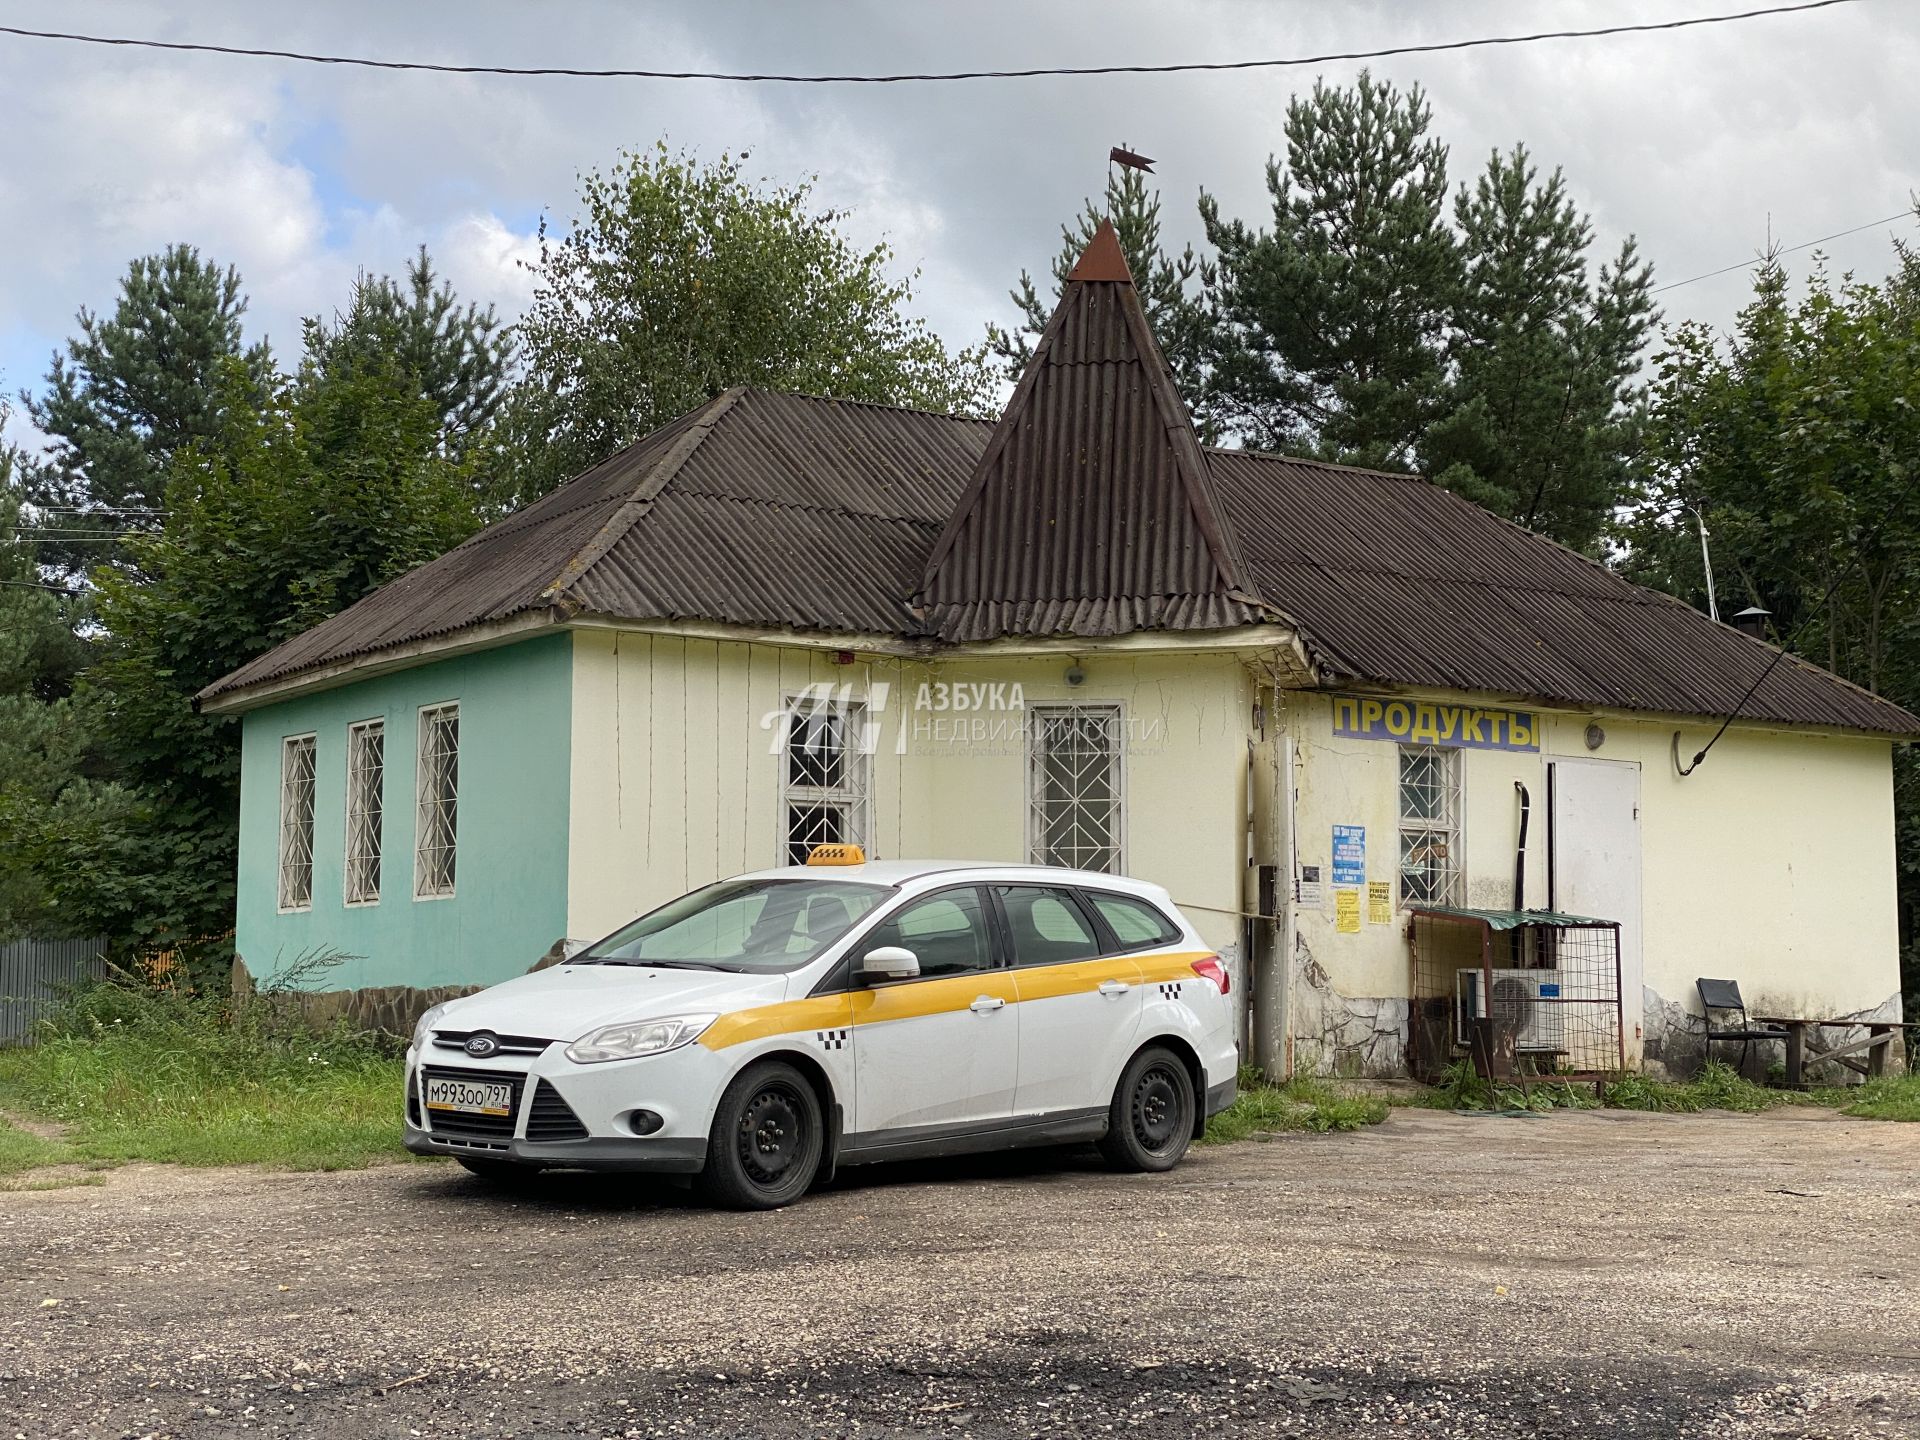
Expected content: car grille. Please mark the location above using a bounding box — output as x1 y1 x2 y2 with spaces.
420 1066 523 1140
431 1030 553 1057
525 1080 589 1142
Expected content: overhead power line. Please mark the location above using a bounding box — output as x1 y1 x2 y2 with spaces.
0 1 1867 84
1654 208 1917 294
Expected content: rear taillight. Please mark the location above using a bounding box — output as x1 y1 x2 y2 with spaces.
1191 955 1230 994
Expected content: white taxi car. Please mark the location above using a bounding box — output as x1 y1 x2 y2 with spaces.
403 850 1238 1208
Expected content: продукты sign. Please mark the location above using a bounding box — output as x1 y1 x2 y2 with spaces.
1332 695 1540 752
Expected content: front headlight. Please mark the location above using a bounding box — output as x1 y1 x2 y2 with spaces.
566 1014 717 1064
411 1002 448 1053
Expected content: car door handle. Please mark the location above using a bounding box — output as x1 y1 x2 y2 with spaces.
970 995 1006 1014
1098 980 1131 996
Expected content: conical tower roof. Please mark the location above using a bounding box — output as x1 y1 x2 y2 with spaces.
917 221 1259 639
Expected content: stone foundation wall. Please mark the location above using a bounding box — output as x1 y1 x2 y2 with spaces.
1642 984 1908 1082
232 936 572 1039
1288 935 1408 1078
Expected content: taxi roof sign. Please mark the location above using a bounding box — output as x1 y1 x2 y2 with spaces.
806 843 866 866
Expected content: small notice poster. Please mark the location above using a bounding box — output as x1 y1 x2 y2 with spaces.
1297 864 1324 909
1335 887 1362 933
1332 825 1367 886
1367 881 1393 925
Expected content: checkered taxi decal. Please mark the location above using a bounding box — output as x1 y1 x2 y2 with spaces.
1156 981 1183 1001
815 1027 852 1051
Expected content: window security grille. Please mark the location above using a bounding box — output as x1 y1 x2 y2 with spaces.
415 704 459 899
780 698 869 865
1028 704 1123 874
1398 744 1463 906
278 735 317 912
344 719 384 905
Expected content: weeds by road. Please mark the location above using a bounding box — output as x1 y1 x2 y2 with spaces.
0 979 410 1175
1201 1072 1388 1143
1409 1058 1920 1120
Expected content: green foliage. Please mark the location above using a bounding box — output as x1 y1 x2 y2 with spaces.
503 144 997 506
989 166 1216 432
1201 1074 1388 1143
0 961 410 1171
1843 1073 1920 1121
1413 1058 1599 1113
1425 146 1656 552
40 358 481 957
21 245 274 572
303 245 519 456
1201 73 1459 467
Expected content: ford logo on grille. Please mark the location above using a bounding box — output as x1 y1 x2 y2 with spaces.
464 1032 501 1058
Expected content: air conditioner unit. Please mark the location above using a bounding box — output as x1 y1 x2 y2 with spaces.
1455 968 1565 1053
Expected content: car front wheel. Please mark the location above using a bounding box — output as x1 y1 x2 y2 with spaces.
697 1060 825 1210
1098 1045 1195 1173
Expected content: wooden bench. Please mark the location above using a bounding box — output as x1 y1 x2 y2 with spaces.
1749 1014 1918 1088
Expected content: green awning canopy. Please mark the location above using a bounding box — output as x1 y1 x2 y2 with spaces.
1409 905 1618 931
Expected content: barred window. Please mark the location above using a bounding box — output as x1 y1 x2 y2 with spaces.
344 719 384 906
780 697 869 865
1028 704 1123 874
415 704 459 899
1398 745 1463 906
277 734 317 912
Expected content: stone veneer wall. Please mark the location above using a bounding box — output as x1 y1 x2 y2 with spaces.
231 937 570 1039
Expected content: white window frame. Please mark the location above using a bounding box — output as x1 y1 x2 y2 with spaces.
414 702 459 901
778 693 871 866
277 733 317 914
1026 702 1126 875
344 718 385 907
1398 744 1464 908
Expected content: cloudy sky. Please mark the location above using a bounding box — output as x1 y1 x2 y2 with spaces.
3 0 1917 451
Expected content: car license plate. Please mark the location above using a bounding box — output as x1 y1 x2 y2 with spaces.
424 1075 514 1117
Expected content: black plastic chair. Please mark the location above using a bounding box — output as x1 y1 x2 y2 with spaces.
1696 978 1789 1074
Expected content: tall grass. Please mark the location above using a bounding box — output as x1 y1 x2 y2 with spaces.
1201 1068 1388 1143
0 970 411 1172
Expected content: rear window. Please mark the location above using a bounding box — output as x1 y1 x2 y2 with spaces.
1086 891 1181 950
996 885 1102 967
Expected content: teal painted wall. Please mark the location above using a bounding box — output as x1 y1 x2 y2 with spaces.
234 634 572 990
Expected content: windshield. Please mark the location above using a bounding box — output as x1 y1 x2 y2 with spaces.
573 878 894 974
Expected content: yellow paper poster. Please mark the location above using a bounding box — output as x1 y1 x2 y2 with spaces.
1335 887 1362 933
1367 881 1392 925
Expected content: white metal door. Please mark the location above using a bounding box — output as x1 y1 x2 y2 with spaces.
1549 758 1644 1062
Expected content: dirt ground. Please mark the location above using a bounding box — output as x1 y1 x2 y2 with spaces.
1 1106 1916 1439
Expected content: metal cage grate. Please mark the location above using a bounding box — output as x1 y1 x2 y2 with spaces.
277 735 317 912
1027 704 1123 874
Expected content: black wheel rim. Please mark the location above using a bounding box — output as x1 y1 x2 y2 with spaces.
737 1081 808 1188
1131 1063 1185 1155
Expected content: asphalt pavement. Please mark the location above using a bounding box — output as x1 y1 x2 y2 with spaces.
2 1106 1916 1438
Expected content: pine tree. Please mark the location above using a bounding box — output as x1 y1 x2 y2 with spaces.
1424 146 1656 552
1200 73 1460 467
23 246 273 573
989 166 1214 428
303 246 519 455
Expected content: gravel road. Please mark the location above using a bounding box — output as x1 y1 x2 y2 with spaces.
2 1106 1915 1438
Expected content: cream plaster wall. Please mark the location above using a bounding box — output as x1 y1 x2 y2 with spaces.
1283 688 1901 1074
566 632 1255 974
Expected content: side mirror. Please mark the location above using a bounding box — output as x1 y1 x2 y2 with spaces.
855 945 920 983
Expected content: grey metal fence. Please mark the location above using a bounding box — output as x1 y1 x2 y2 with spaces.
0 937 108 1045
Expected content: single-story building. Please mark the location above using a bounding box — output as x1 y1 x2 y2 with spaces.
201 222 1916 1078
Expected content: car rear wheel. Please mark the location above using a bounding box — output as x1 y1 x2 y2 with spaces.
697 1060 824 1210
1098 1045 1195 1173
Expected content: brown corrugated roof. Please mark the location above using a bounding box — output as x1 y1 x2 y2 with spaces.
919 220 1257 635
199 235 1920 737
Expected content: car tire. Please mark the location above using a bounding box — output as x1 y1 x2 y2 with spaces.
1098 1045 1195 1173
456 1157 540 1184
697 1060 825 1210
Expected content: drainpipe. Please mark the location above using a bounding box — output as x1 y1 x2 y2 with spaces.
1513 781 1531 912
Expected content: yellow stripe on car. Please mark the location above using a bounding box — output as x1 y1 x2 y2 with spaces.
698 951 1215 1050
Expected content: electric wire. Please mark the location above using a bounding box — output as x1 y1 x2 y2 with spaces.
1653 208 1916 294
0 0 1867 84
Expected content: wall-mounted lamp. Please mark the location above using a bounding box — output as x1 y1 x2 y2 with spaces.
1064 663 1086 687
